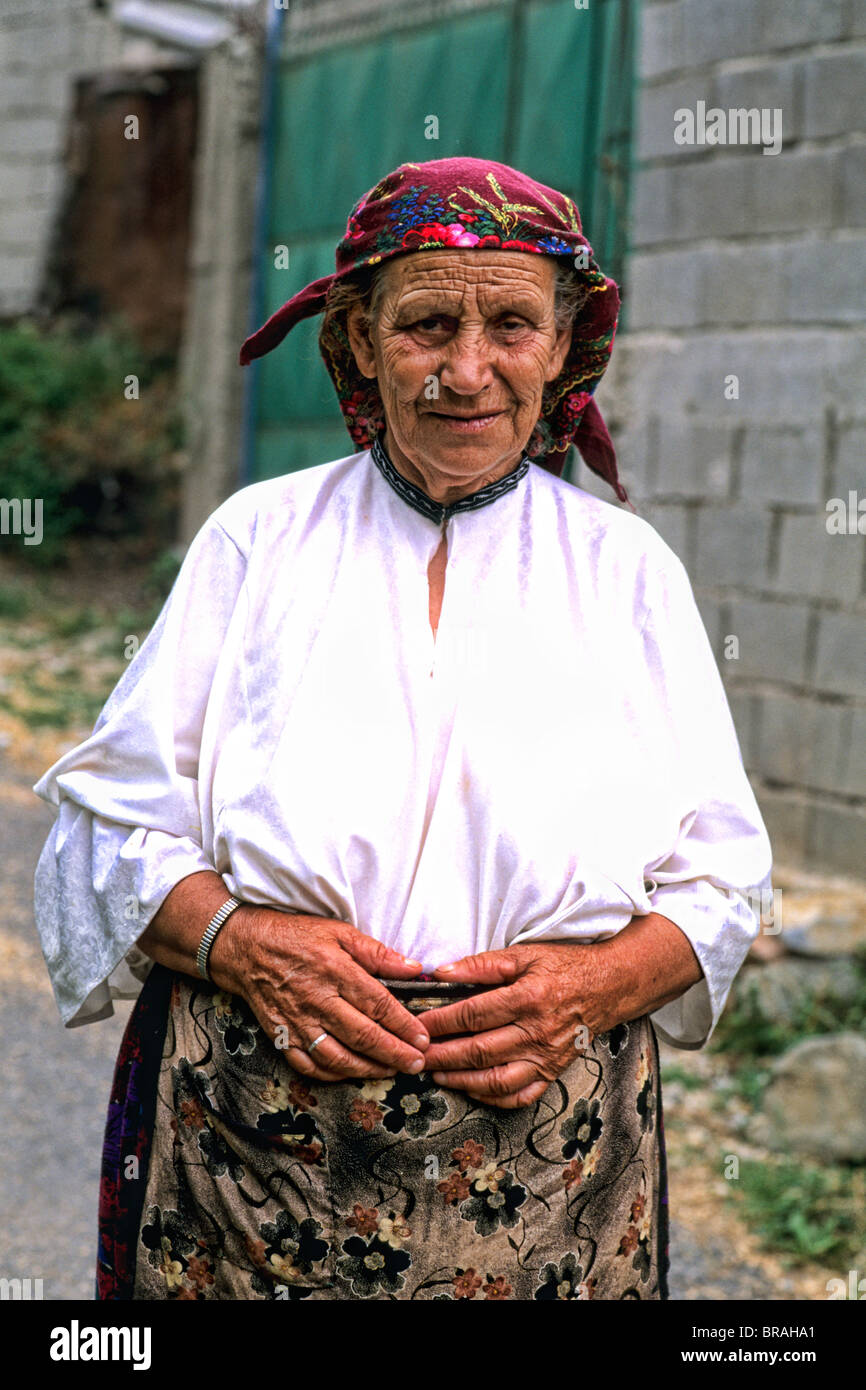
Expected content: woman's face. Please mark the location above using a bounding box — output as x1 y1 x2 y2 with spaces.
346 249 573 502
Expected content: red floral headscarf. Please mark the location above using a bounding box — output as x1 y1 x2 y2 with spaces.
240 156 628 504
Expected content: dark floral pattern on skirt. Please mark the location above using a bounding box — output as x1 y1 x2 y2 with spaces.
100 969 669 1300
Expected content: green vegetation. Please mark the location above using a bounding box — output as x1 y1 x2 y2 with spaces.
730 1156 865 1268
711 957 866 1059
660 1064 705 1091
0 546 183 737
0 317 182 563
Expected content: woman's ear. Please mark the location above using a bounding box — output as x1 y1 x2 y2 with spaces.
545 322 574 383
345 305 378 379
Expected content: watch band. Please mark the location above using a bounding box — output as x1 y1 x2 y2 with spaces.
196 896 242 981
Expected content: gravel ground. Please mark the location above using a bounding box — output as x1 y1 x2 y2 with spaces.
0 755 831 1302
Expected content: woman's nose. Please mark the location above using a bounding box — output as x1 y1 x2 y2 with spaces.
438 331 497 396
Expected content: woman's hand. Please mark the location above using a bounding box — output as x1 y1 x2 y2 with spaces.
421 916 703 1108
419 943 608 1109
222 908 432 1083
137 874 430 1084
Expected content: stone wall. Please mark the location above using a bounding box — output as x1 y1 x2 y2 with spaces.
0 0 265 543
0 1 188 318
588 0 866 878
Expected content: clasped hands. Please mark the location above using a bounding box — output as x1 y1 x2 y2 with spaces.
226 910 632 1110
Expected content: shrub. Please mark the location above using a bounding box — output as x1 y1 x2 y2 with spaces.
0 317 183 562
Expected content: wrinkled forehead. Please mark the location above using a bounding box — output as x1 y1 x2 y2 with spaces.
377 247 558 309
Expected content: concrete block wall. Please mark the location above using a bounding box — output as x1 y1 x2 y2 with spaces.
0 1 265 546
0 2 151 316
589 0 866 878
0 2 222 320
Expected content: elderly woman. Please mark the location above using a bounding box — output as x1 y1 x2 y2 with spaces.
34 157 772 1302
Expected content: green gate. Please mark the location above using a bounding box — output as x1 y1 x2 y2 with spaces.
250 0 637 484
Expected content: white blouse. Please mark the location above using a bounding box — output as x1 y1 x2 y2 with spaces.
33 444 773 1048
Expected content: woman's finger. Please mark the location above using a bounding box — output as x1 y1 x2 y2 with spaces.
326 996 427 1073
421 982 524 1039
289 1029 398 1080
422 1024 529 1072
282 1046 352 1082
430 1059 539 1095
433 949 521 986
473 1079 550 1111
337 927 424 981
336 964 432 1052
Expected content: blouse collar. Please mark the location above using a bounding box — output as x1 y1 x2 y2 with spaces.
371 433 530 525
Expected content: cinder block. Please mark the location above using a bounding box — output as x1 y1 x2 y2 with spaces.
673 155 751 240
694 504 772 587
807 801 866 878
637 75 720 161
753 0 847 48
782 236 866 325
656 416 731 498
723 597 811 682
814 612 866 697
839 708 866 797
774 513 863 603
0 248 35 294
639 1 687 81
0 205 50 247
694 593 724 649
681 0 760 67
638 500 690 560
835 424 866 493
804 52 866 140
707 332 843 424
628 248 703 330
1 115 63 158
0 67 68 112
619 331 861 430
727 689 755 761
694 242 785 327
739 425 824 508
746 148 838 235
753 693 847 790
607 421 656 496
840 145 866 227
754 785 810 862
0 15 76 70
713 62 799 147
826 332 866 425
631 165 678 247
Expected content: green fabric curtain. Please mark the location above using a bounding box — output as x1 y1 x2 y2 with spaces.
252 0 636 482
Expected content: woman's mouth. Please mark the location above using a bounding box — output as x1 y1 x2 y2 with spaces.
428 411 504 432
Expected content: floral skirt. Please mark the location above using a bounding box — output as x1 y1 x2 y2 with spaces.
97 964 670 1300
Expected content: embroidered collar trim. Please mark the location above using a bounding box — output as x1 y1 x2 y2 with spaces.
370 434 529 525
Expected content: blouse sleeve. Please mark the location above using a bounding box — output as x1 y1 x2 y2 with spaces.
32 513 248 1027
637 550 774 1050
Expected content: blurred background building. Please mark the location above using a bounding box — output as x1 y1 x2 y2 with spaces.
1 0 864 879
